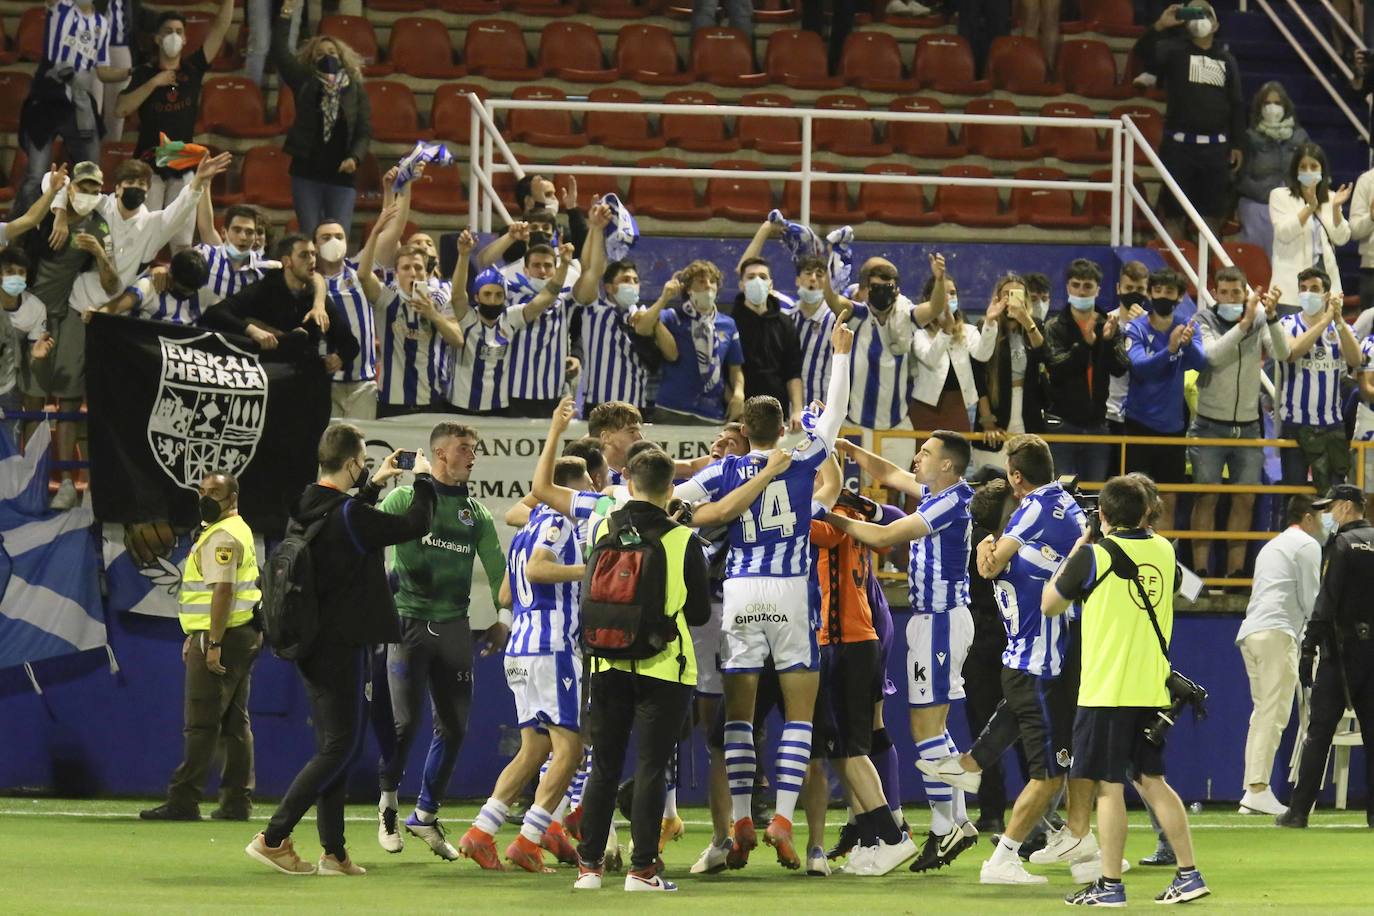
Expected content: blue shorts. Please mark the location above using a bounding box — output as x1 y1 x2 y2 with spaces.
1187 417 1264 485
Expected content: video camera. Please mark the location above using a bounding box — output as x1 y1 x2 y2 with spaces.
1143 671 1210 746
1058 474 1101 540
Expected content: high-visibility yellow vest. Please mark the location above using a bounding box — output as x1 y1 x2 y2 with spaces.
179 514 262 634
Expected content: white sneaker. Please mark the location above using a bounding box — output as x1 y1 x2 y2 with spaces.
1029 827 1098 865
574 868 603 889
843 844 876 874
605 826 623 872
625 873 678 891
806 845 831 876
377 808 404 853
980 855 1049 885
1069 851 1132 884
51 479 79 510
1239 788 1287 816
404 814 458 860
915 754 982 793
691 839 731 875
863 833 918 876
1133 72 1158 88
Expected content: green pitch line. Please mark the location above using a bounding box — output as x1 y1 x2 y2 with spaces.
3 799 1370 914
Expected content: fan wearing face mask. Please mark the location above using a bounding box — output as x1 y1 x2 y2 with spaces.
1269 142 1354 308
653 260 747 424
912 253 992 437
1132 2 1245 237
116 2 234 253
0 247 56 449
971 275 1048 467
1236 82 1309 256
1104 261 1150 433
732 257 805 432
1275 267 1363 493
89 248 212 327
476 175 591 273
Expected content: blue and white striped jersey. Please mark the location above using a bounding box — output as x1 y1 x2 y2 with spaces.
908 480 974 613
196 244 271 306
377 283 453 409
106 0 129 46
321 261 375 383
448 306 528 413
1278 314 1351 427
126 276 206 325
845 299 918 430
505 267 576 401
507 504 581 656
45 0 110 71
789 299 836 406
995 483 1086 677
580 296 647 408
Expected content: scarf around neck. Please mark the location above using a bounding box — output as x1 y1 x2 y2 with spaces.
316 70 350 143
680 300 722 393
1255 115 1295 141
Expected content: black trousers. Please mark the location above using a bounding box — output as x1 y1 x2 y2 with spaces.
577 668 695 870
963 642 1012 821
377 617 474 805
1288 640 1374 818
958 0 1013 76
264 642 368 859
801 0 858 72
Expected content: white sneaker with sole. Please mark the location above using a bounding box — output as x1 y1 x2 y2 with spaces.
625 873 678 891
691 839 731 875
806 845 831 876
405 814 458 860
1239 788 1287 816
1069 851 1132 884
980 855 1049 885
377 808 403 853
915 754 982 793
574 868 603 889
862 833 918 876
1029 827 1098 864
844 844 876 874
51 479 79 510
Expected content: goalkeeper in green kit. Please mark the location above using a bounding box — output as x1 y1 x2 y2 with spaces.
375 422 511 860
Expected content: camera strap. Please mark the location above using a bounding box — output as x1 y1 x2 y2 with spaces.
1095 537 1171 663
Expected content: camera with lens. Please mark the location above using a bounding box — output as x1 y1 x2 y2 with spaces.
1058 474 1101 540
1143 671 1210 747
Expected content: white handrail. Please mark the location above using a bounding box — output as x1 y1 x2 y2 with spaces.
1313 0 1364 48
1255 0 1370 142
1283 0 1354 82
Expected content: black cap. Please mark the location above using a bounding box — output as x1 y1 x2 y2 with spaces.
1310 484 1363 510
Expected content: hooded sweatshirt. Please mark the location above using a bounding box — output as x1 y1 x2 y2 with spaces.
1193 305 1290 425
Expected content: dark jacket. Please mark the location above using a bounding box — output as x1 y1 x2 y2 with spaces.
293 476 436 646
730 293 803 410
1133 27 1245 148
271 17 372 165
610 500 711 629
202 268 359 365
1043 309 1130 428
1306 519 1374 649
972 318 1048 449
1237 124 1310 204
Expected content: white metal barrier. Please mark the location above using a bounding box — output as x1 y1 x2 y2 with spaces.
1254 0 1370 143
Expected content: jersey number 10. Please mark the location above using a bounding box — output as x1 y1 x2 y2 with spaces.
740 481 797 543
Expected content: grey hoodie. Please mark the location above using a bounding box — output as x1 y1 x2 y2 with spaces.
1194 304 1290 424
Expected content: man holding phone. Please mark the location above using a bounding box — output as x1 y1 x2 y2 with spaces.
375 422 510 860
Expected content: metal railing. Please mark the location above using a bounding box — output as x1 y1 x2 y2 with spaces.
1254 0 1371 144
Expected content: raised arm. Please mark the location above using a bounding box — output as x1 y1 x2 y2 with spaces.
521 242 576 323
203 0 235 63
573 201 612 306
737 218 776 275
691 449 792 527
530 397 579 518
835 438 922 497
822 271 855 320
271 0 311 90
812 452 842 509
630 277 680 362
805 321 855 449
910 252 947 328
356 204 397 303
825 508 932 550
376 168 412 269
451 229 476 323
476 222 529 269
4 164 67 241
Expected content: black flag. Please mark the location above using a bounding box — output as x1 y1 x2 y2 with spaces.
87 315 331 535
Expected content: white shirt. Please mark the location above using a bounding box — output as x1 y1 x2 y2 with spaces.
1235 525 1322 644
911 321 994 408
1268 187 1351 304
1347 167 1374 270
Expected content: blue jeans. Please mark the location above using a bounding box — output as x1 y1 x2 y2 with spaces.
291 176 357 240
1187 417 1264 485
16 126 100 216
1048 420 1112 484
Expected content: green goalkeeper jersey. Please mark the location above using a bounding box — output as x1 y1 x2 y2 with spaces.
381 481 505 622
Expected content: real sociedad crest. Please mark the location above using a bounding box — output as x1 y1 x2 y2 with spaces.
147 334 268 491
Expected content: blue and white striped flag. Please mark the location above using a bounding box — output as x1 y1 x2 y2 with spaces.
602 193 639 262
394 140 456 193
0 424 109 688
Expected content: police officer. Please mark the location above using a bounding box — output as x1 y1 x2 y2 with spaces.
1279 484 1374 829
141 471 263 821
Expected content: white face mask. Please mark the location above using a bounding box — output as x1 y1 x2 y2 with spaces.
1032 297 1049 321
798 287 824 306
1297 170 1322 188
1321 512 1338 538
70 192 100 216
527 276 548 294
160 32 185 58
1298 290 1325 315
1187 18 1215 38
613 283 639 308
318 237 347 263
743 276 770 306
1261 102 1285 123
690 288 716 311
541 196 559 217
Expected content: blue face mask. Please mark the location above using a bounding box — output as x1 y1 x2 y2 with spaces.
1298 291 1325 315
1321 512 1338 537
1216 302 1244 323
947 295 959 311
1 276 26 297
224 242 249 261
1068 295 1096 312
1297 171 1322 188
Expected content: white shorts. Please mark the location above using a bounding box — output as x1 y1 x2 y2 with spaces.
505 650 582 732
906 606 974 707
721 576 818 674
690 601 725 696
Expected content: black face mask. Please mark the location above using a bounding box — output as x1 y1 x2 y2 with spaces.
529 232 551 248
198 495 224 525
1119 291 1148 311
316 54 342 74
424 255 438 275
478 303 505 321
351 459 371 490
1151 296 1179 317
868 284 897 311
120 187 147 210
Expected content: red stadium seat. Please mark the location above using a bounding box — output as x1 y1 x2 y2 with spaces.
197 77 284 138
964 98 1041 161
914 35 990 95
510 0 579 16
690 27 768 87
888 97 967 159
0 72 31 132
431 84 488 146
586 0 653 17
737 92 801 155
754 0 803 21
662 90 740 153
1059 39 1134 99
935 164 1016 227
706 159 775 221
1080 0 1145 36
99 142 135 193
1111 104 1164 162
555 154 623 203
372 0 426 9
1036 101 1110 163
859 163 940 227
388 17 463 78
16 7 45 62
365 81 429 143
766 29 843 89
839 31 916 92
464 19 541 80
986 36 1063 95
584 87 665 151
0 16 14 66
783 162 865 225
1011 166 1091 228
240 147 295 210
615 24 693 85
1221 242 1272 290
813 95 892 157
538 21 619 82
275 83 296 130
410 164 468 214
319 15 391 76
1084 167 1146 228
628 156 711 220
507 86 587 148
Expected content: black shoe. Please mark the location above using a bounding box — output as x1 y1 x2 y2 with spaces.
974 817 1005 835
1018 831 1047 860
909 831 943 872
1275 808 1308 829
826 822 861 860
1139 842 1177 866
209 807 250 821
139 803 201 821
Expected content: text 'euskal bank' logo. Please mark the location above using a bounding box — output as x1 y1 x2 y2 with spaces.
148 334 269 491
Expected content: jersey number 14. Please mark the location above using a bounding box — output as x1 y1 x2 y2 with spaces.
740 481 797 543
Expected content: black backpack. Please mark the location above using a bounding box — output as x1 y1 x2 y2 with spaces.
260 513 331 660
580 509 678 661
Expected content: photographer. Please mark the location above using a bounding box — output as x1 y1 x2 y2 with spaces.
1043 475 1210 907
1280 485 1374 829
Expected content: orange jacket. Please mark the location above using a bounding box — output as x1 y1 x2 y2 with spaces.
811 510 877 645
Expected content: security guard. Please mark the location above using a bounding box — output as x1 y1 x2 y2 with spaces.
1279 484 1374 829
141 471 263 822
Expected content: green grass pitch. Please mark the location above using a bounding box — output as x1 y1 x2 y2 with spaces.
3 799 1371 913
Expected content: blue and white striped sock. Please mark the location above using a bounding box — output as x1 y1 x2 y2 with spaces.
566 746 592 807
945 730 968 826
724 720 756 823
473 796 508 837
663 747 679 819
552 795 570 823
917 736 954 834
520 803 554 844
774 721 814 823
